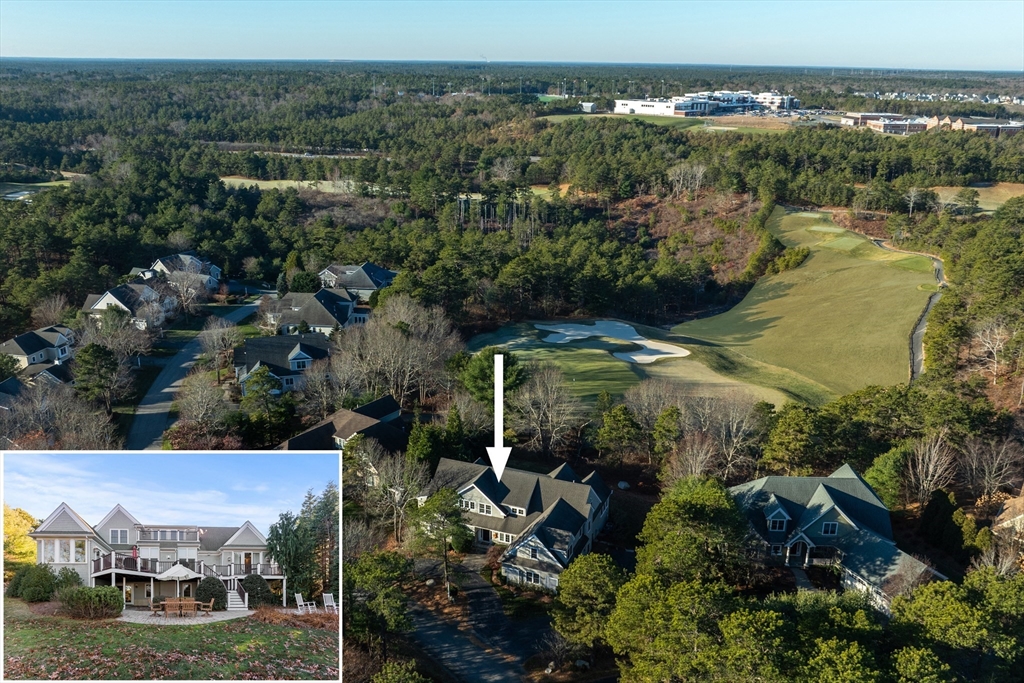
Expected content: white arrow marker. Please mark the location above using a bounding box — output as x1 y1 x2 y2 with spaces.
486 353 512 481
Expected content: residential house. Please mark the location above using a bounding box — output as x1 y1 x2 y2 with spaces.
280 395 404 452
0 376 24 410
730 464 942 613
993 491 1024 541
82 283 175 330
270 288 358 334
150 252 222 291
420 458 611 591
233 333 331 396
28 502 286 609
317 262 397 300
1 325 76 370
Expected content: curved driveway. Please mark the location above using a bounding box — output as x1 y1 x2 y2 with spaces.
125 302 259 450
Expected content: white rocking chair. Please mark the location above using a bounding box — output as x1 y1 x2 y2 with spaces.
322 593 338 614
295 593 318 614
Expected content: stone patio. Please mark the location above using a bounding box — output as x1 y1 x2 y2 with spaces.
117 608 254 626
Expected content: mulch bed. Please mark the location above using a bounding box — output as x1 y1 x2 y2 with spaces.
27 601 62 616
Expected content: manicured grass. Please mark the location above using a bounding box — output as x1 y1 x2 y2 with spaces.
3 599 338 680
468 321 790 405
541 113 707 129
690 125 788 135
932 182 1024 212
671 208 934 397
236 312 262 339
0 180 72 197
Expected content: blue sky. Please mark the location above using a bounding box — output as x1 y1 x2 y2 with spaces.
2 452 338 535
0 1 1020 71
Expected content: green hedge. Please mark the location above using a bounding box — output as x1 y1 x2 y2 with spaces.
197 576 228 610
58 586 124 619
18 565 56 602
240 574 276 607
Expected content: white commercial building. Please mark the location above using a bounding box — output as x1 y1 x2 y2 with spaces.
614 90 799 118
614 98 676 116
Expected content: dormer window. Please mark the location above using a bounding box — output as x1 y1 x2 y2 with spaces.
769 519 786 532
822 522 838 536
292 360 309 370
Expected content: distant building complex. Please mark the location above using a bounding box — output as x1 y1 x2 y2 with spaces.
614 90 799 118
842 112 1023 137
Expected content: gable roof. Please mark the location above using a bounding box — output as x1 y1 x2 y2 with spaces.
222 521 268 547
729 464 893 544
83 283 157 317
354 395 401 421
95 504 143 531
1 325 73 357
22 361 73 385
276 399 406 451
426 457 609 552
33 502 97 535
320 262 397 291
0 376 24 404
994 494 1024 530
151 252 217 276
276 289 353 329
197 526 240 551
234 333 331 378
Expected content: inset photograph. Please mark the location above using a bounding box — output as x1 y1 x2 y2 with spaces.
2 451 339 680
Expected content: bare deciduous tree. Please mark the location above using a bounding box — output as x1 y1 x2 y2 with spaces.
79 308 152 361
973 319 1011 384
907 430 958 504
177 372 226 425
0 383 121 449
168 266 210 319
661 431 718 484
960 437 1024 500
970 536 1021 577
360 445 430 544
302 358 342 421
491 157 519 182
712 392 759 480
624 378 685 459
342 518 384 561
255 295 280 335
511 362 582 456
903 187 923 218
199 316 242 384
31 294 70 328
667 161 707 198
166 230 193 252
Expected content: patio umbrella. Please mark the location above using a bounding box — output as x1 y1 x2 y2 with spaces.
155 563 203 597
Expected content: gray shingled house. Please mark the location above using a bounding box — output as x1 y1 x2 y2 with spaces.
420 458 611 591
317 262 397 300
233 333 331 395
27 502 286 609
730 464 942 612
270 288 364 334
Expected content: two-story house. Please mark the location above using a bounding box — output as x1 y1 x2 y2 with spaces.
269 288 357 334
730 464 942 612
81 283 176 330
27 502 286 609
317 262 397 301
150 252 222 291
0 325 76 386
233 333 331 395
421 458 611 591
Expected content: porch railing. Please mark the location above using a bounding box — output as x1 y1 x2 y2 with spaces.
137 530 199 542
237 582 249 610
92 552 280 578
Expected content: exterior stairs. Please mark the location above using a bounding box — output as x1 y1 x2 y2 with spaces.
226 589 246 611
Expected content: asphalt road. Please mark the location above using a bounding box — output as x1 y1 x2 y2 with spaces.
125 302 259 450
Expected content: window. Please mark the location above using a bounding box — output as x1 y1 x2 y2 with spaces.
771 545 783 556
822 522 838 536
469 501 476 511
74 540 86 563
769 519 786 532
530 548 538 560
145 585 152 599
293 360 309 370
525 571 540 584
59 540 71 563
43 540 55 563
495 532 512 544
110 529 128 544
125 585 132 603
480 504 492 516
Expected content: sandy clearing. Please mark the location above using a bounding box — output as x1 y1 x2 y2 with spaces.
534 320 690 364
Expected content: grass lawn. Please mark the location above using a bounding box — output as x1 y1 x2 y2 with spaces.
3 599 338 680
690 125 788 135
541 113 707 129
932 182 1024 212
220 177 353 194
468 321 789 405
0 179 72 197
235 312 262 338
671 207 934 397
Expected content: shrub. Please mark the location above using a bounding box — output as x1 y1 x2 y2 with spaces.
196 575 228 610
55 567 83 590
19 564 56 602
5 564 33 598
58 586 124 618
372 661 430 683
240 574 276 607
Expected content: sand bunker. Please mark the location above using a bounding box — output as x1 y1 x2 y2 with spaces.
534 321 690 364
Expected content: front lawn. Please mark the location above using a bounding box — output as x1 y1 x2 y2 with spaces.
3 598 338 680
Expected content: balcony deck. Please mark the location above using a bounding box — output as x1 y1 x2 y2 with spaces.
91 552 282 578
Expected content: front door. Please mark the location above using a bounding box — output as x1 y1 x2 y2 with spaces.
790 541 807 566
244 552 253 573
476 528 491 544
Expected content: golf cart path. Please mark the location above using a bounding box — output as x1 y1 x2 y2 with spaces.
870 239 946 381
125 302 259 450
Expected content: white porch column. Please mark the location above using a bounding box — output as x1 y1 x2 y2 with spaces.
150 577 154 603
122 576 126 604
282 576 286 607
